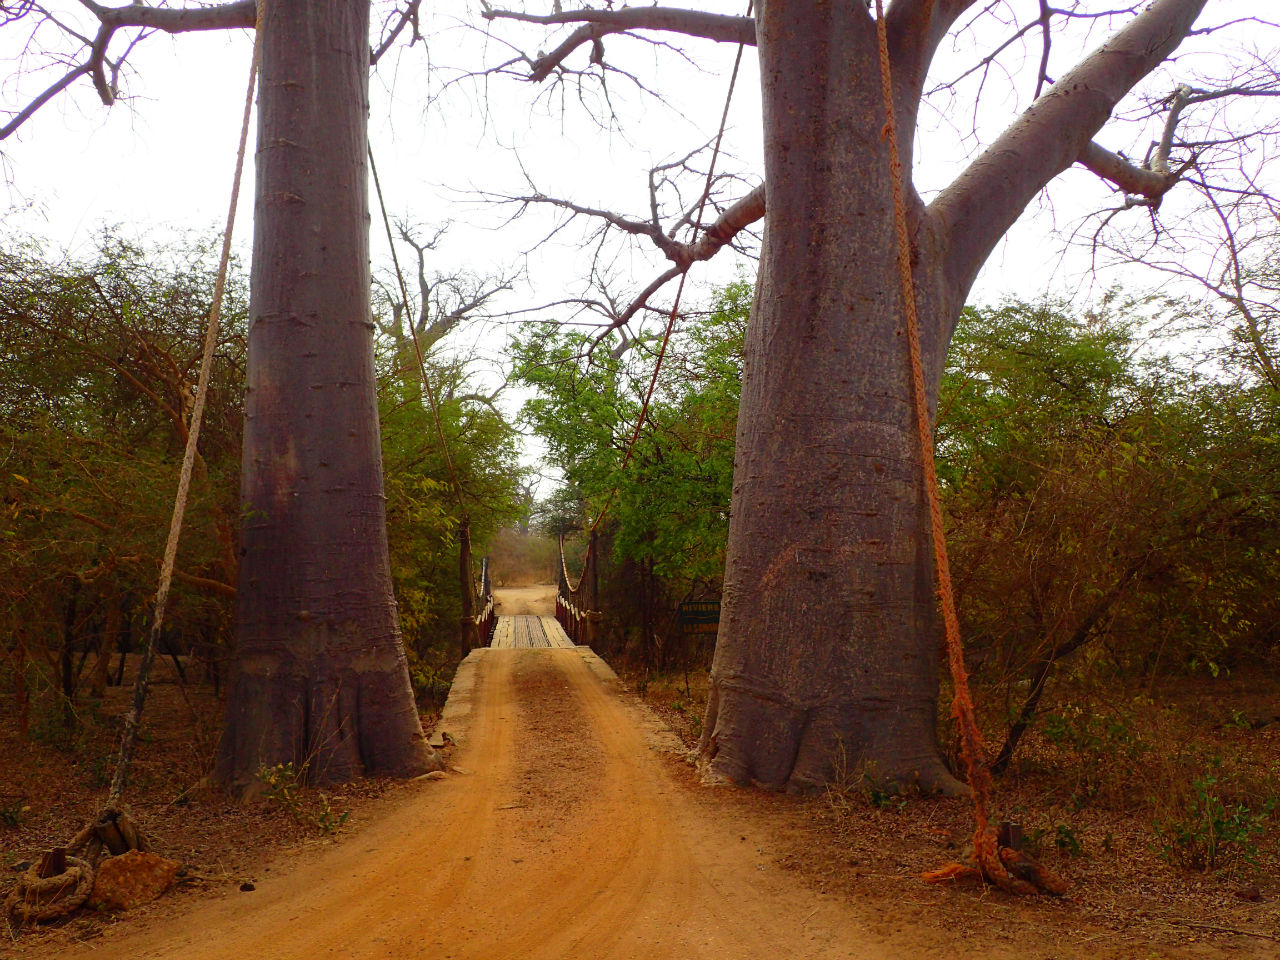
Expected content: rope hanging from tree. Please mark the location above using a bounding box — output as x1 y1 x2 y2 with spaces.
561 0 753 595
369 147 491 646
6 8 263 927
370 148 468 515
104 7 260 814
871 0 1065 897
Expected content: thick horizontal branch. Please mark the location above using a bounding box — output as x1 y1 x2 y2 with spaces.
1077 140 1180 202
482 6 753 42
483 5 754 82
172 569 237 597
84 1 256 34
27 2 257 111
513 192 674 247
677 184 765 267
516 180 764 271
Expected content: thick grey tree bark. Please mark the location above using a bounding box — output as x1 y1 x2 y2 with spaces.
4 0 444 789
217 0 439 787
696 1 962 792
696 0 1208 792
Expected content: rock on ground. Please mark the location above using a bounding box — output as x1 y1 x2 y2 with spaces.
89 850 181 911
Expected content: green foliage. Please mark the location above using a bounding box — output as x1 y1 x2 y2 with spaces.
1040 704 1147 763
512 280 748 586
938 296 1280 768
405 655 454 706
0 226 526 739
312 802 351 835
1156 773 1274 872
0 229 245 721
510 281 748 666
1054 823 1084 857
1022 822 1084 858
516 281 1280 686
257 762 302 811
376 336 524 669
0 800 29 828
82 749 117 789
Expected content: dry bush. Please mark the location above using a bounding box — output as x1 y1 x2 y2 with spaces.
487 528 559 585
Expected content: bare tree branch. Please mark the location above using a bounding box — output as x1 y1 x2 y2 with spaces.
482 5 754 82
931 0 1209 299
0 61 90 139
1077 140 1181 203
371 0 423 66
2 1 255 134
375 222 518 356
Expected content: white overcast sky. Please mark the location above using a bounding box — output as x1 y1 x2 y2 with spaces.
2 1 1276 476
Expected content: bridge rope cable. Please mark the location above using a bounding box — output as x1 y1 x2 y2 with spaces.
369 147 492 637
872 0 1063 896
370 148 467 515
561 0 753 597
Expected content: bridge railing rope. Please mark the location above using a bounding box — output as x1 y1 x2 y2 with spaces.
465 554 496 650
556 532 601 648
475 556 495 642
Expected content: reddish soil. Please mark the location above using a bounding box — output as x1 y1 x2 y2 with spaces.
635 668 1280 957
492 584 557 616
3 652 1277 958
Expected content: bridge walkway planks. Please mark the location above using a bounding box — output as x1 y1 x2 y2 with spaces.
490 615 575 649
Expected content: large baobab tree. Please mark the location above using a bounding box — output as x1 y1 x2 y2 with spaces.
484 1 1278 791
2 0 441 786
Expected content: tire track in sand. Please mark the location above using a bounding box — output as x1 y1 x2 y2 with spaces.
54 648 896 960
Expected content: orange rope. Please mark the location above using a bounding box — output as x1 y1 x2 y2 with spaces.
872 0 1034 895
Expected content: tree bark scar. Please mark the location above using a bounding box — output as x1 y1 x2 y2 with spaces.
758 542 801 589
263 192 305 206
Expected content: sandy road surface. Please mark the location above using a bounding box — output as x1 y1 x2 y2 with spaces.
59 648 899 960
492 584 556 616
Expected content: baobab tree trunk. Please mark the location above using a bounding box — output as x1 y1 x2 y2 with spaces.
472 0 1207 795
218 0 439 788
697 2 963 793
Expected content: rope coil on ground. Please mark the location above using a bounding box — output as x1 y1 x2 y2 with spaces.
4 858 95 924
871 0 1064 896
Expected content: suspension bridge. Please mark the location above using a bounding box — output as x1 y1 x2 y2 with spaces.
466 534 607 652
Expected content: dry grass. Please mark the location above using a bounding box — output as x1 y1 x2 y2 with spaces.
630 666 1280 953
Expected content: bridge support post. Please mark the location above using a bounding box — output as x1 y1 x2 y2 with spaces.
584 611 603 650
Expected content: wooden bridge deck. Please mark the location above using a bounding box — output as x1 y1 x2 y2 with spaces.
490 615 575 649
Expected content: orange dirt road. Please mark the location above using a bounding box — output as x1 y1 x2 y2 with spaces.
61 649 901 960
492 583 556 616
